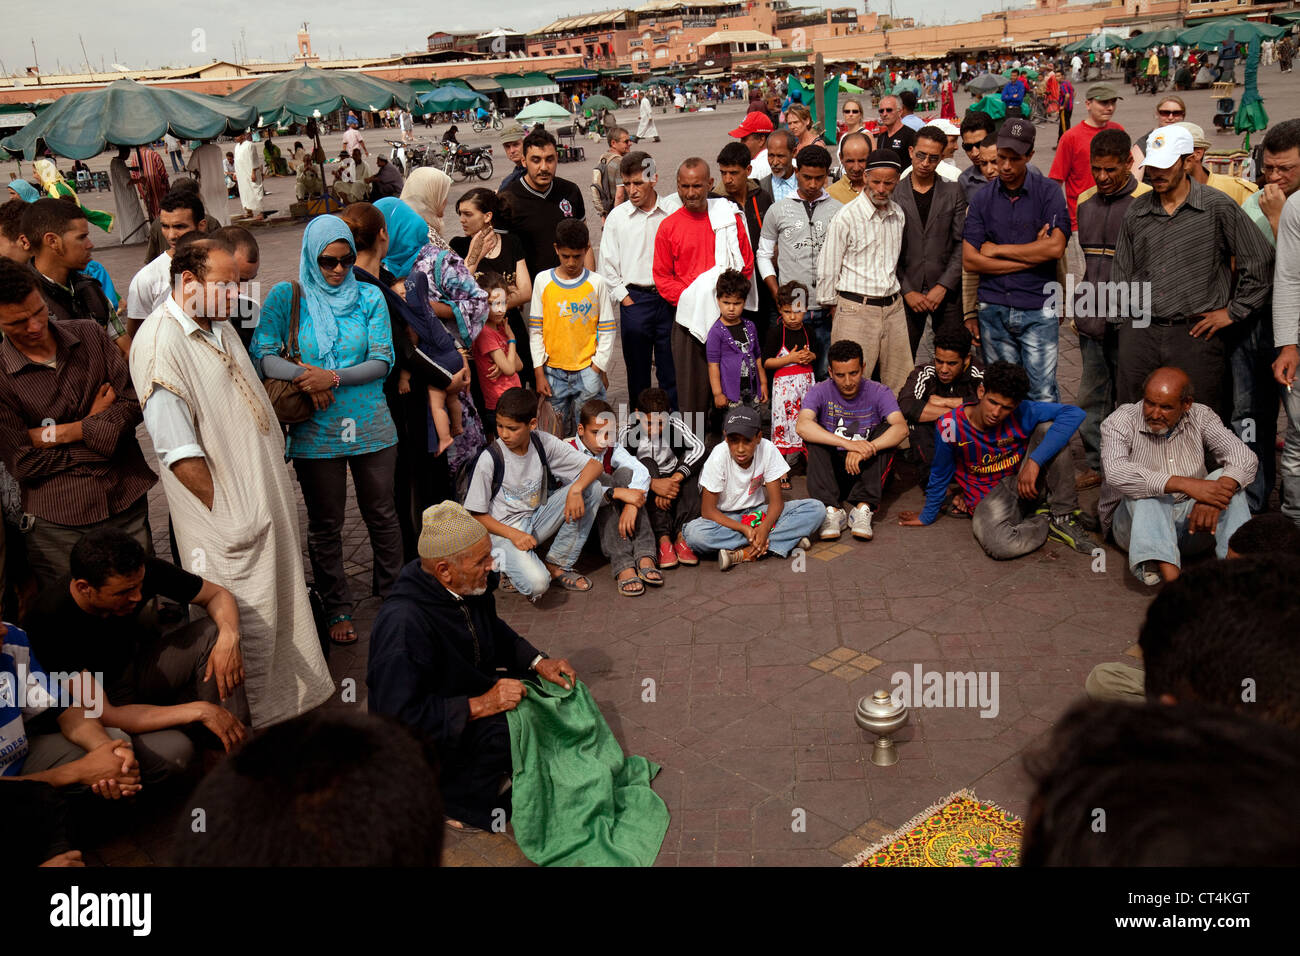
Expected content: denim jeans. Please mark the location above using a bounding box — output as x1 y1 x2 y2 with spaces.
1225 314 1276 512
977 302 1059 401
682 498 825 558
1282 385 1300 527
545 365 606 437
1109 468 1251 582
489 480 604 598
1076 328 1118 472
802 308 832 379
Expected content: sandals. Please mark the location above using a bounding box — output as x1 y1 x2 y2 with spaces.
947 495 972 519
635 559 664 587
780 476 792 491
617 572 645 597
327 614 358 646
553 569 593 592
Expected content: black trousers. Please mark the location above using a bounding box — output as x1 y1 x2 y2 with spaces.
621 288 677 409
1116 320 1226 415
805 423 894 511
671 322 711 424
904 288 962 358
643 458 702 540
437 712 512 830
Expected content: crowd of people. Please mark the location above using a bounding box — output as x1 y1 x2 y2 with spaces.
1 63 1299 865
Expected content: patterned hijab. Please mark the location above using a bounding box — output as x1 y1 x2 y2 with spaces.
400 167 451 248
374 197 429 280
298 215 361 371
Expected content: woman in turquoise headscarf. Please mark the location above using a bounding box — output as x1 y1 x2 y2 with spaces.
6 179 39 202
250 214 403 646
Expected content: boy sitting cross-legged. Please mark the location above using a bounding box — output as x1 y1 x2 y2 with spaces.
567 398 664 597
462 387 605 602
621 386 706 570
683 405 825 571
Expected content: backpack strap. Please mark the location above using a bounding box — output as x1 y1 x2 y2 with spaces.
485 443 505 501
530 432 556 491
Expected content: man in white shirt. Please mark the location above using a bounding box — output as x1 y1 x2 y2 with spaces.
681 405 824 571
600 150 677 409
126 190 207 338
730 111 773 180
232 132 265 222
342 125 367 158
164 133 184 173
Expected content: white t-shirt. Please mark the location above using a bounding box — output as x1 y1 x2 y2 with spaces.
698 438 788 514
463 432 592 528
127 251 173 320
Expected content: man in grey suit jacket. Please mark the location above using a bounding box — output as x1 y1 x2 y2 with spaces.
756 131 798 206
894 124 968 357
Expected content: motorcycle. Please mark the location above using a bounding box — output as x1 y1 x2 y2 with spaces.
387 139 438 175
472 112 503 133
447 144 494 182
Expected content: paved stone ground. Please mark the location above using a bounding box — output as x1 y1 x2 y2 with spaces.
60 67 1298 866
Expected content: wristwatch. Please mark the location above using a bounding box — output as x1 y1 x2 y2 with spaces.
529 653 549 671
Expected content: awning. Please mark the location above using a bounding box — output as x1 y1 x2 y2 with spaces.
495 72 561 98
1276 10 1300 23
462 75 503 93
600 67 634 78
552 68 599 82
407 79 437 93
696 68 726 77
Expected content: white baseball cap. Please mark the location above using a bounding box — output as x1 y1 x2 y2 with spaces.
1144 126 1194 170
929 118 960 137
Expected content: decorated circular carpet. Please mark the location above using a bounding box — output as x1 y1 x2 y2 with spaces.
846 790 1024 867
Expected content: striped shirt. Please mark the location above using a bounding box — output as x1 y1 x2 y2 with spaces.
1098 401 1258 533
1111 178 1275 323
0 319 155 526
816 192 905 305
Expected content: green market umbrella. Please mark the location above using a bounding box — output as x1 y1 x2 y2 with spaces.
1236 35 1268 148
514 99 572 124
892 77 923 96
838 78 864 94
1063 34 1127 54
418 87 488 113
969 93 1007 121
1003 67 1039 80
582 94 618 112
1123 28 1180 52
0 77 258 160
1178 17 1285 51
228 64 418 126
787 74 839 145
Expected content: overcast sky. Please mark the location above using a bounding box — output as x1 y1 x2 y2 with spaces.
0 1 1015 74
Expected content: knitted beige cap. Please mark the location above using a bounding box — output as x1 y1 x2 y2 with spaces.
417 501 488 560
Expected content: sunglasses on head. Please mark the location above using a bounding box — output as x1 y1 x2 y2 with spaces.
317 253 357 270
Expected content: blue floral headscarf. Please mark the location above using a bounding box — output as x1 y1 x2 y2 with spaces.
299 215 361 370
374 197 429 279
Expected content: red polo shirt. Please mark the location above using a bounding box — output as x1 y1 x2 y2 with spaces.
1049 119 1125 231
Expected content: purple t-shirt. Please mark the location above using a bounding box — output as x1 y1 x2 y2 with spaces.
705 318 761 402
802 379 899 442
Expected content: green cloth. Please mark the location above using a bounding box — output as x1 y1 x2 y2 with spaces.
506 678 668 866
787 74 839 146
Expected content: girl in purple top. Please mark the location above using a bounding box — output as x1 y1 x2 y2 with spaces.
706 270 768 408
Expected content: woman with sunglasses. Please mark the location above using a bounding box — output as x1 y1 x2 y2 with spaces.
1131 96 1186 176
251 216 403 646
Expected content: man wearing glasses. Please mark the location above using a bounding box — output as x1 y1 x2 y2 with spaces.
1267 121 1300 524
876 95 916 160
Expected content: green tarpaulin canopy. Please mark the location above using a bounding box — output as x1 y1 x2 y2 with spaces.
786 74 839 145
418 87 488 113
227 64 418 125
1063 34 1127 54
1123 28 1181 51
1178 17 1286 51
514 99 571 124
1 77 258 160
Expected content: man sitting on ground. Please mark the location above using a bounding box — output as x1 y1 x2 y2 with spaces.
897 323 983 484
1099 366 1255 586
367 501 577 831
898 361 1097 559
795 339 909 542
23 528 250 783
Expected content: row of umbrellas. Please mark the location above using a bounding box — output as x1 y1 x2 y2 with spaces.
1061 17 1287 56
0 64 632 160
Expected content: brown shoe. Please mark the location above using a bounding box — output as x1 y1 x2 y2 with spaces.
1075 469 1102 491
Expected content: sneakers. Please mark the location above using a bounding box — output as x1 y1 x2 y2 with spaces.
658 540 679 569
849 504 874 540
1137 561 1161 587
795 537 812 552
718 548 746 572
819 506 847 540
1048 510 1100 554
675 539 699 566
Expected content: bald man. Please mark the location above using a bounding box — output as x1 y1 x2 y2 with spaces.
829 132 871 205
1099 367 1257 585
